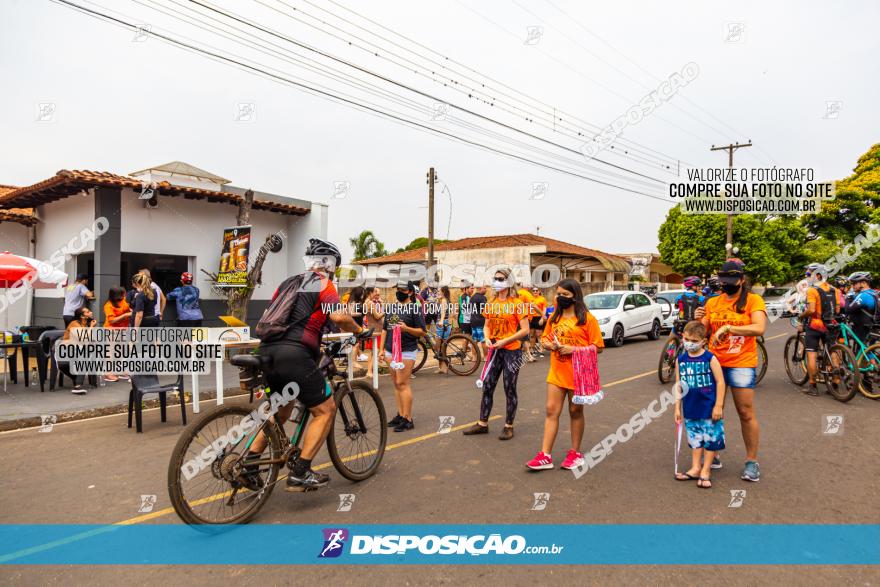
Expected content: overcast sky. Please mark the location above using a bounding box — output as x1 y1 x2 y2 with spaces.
2 0 878 260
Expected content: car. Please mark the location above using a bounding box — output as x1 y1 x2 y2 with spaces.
762 285 794 319
586 290 664 347
653 289 688 333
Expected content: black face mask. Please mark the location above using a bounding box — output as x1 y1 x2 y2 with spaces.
721 283 741 295
395 291 409 303
556 295 575 308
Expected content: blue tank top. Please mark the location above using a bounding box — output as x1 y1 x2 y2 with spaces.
677 350 718 420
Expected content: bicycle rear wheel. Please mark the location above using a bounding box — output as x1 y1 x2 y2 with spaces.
167 404 283 527
411 338 429 374
824 344 859 402
444 334 482 376
658 339 678 384
857 343 880 399
783 334 808 385
327 380 387 481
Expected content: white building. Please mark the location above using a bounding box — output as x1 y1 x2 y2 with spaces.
0 162 327 328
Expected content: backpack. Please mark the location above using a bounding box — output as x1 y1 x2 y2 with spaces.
255 273 317 342
679 293 701 322
812 284 839 323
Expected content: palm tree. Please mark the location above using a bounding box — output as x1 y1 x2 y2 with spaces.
349 230 388 261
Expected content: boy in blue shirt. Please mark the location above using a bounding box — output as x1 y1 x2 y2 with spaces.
674 320 726 488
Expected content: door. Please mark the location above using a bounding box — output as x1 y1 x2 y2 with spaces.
622 294 640 333
634 293 654 333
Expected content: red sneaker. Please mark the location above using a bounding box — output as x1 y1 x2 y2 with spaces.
526 451 553 470
560 450 585 470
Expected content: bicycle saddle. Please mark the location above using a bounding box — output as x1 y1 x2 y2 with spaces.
230 354 272 369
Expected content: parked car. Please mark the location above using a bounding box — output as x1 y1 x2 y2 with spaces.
654 289 688 333
762 286 793 319
585 290 664 347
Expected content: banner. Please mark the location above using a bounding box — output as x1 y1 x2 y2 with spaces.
216 225 251 287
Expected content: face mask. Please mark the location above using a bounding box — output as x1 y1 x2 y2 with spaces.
683 341 702 353
492 280 508 292
395 291 409 302
721 283 741 295
555 295 575 308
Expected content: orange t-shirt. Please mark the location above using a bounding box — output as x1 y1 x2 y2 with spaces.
541 314 604 389
516 289 539 318
483 296 527 350
103 299 130 328
704 292 767 368
532 295 547 318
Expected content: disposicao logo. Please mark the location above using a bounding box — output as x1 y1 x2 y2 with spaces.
318 528 349 558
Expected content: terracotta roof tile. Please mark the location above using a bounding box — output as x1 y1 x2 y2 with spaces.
0 186 36 225
0 170 309 216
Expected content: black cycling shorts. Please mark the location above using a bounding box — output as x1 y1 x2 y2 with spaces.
804 328 827 352
257 342 332 408
529 316 543 330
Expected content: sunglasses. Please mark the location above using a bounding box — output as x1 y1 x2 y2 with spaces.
493 277 507 282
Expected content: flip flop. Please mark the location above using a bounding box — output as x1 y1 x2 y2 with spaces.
675 472 699 481
697 477 713 489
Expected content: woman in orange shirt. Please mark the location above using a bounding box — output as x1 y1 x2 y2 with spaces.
103 286 131 382
526 279 603 471
463 268 529 440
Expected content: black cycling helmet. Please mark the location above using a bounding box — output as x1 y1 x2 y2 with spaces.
848 271 872 284
304 238 342 268
833 275 849 288
707 276 720 291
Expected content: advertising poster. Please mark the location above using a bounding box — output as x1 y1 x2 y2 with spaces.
216 225 251 287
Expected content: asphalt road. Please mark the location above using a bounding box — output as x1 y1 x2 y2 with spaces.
1 319 877 585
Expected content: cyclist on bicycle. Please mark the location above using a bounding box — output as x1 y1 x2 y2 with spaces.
833 276 851 310
248 238 368 491
845 271 877 345
799 264 841 396
702 276 721 300
667 276 705 343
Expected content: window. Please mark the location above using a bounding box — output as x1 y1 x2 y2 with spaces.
623 294 637 308
635 294 651 307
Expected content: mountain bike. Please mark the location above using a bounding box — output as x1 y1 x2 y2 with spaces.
783 322 859 401
837 320 880 401
167 330 386 527
412 330 482 376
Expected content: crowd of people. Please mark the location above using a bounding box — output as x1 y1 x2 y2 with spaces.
59 269 204 394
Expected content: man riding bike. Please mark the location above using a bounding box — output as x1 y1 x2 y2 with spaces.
667 276 705 343
702 276 721 300
845 271 877 345
245 238 367 491
799 264 841 396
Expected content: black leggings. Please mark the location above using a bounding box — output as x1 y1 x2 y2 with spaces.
479 347 522 425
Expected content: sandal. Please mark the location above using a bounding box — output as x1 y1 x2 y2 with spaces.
675 472 699 481
697 477 713 489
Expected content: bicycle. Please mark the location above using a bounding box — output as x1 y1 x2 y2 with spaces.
782 321 860 401
167 330 386 526
835 319 880 401
659 322 768 385
411 329 482 376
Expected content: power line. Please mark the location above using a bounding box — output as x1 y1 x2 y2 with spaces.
50 0 673 204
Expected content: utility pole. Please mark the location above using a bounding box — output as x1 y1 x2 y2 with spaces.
427 167 436 267
710 140 752 258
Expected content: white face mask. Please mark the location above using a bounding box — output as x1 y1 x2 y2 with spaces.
492 283 507 292
683 341 702 353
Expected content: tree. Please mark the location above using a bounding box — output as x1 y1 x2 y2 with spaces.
200 189 284 322
394 237 449 253
657 206 807 284
349 230 388 260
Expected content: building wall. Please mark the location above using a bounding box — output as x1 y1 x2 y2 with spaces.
0 221 33 330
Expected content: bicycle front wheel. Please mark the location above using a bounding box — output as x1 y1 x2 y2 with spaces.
658 339 678 384
755 340 768 385
328 380 387 481
857 343 880 399
824 344 859 402
444 334 482 376
783 334 808 385
167 404 283 527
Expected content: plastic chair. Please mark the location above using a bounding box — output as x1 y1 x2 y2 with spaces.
127 374 186 433
37 330 65 392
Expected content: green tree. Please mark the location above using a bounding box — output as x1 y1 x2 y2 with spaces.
349 230 388 261
394 236 449 253
657 206 807 284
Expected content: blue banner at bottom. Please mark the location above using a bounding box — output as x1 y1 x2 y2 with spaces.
0 524 876 565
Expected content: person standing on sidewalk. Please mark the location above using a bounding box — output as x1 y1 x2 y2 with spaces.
458 282 474 335
696 259 766 483
102 286 132 383
166 272 204 327
139 268 166 325
463 268 529 440
526 279 603 471
132 273 160 328
385 280 427 432
62 274 94 326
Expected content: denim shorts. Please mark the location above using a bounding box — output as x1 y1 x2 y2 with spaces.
722 366 756 389
385 350 418 362
436 323 452 340
470 326 485 342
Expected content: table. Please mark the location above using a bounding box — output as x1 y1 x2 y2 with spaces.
0 339 42 388
188 334 381 413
